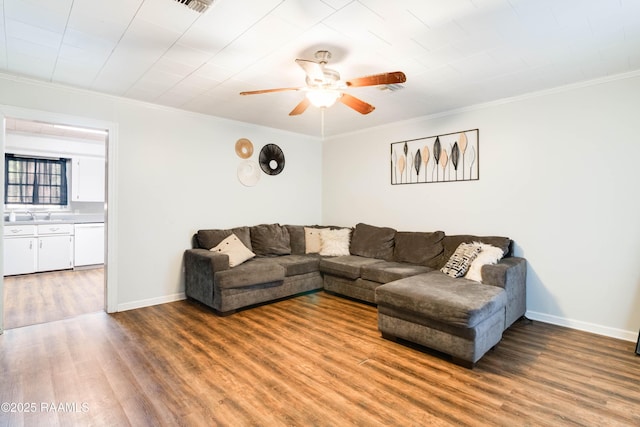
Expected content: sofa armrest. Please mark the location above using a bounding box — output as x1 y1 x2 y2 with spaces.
185 248 230 272
184 249 230 306
481 257 527 328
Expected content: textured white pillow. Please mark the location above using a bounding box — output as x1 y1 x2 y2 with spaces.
319 228 351 256
304 227 329 254
210 233 255 267
465 242 504 282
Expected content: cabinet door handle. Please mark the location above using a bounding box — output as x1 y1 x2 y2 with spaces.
11 229 21 234
29 241 33 250
40 240 43 249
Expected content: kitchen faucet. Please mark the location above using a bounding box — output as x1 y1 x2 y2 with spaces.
26 211 37 221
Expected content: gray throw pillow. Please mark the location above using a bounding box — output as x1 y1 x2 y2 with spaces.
250 223 291 256
349 223 396 261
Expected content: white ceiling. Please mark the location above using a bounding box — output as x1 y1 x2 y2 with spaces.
1 0 639 137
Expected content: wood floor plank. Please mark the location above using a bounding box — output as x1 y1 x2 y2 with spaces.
3 268 104 329
1 291 639 426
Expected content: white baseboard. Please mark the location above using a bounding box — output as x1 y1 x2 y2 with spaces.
526 310 638 342
117 292 186 312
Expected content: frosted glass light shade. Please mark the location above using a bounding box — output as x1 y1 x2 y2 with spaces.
306 90 341 108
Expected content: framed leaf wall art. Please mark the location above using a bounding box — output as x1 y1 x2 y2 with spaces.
391 129 479 185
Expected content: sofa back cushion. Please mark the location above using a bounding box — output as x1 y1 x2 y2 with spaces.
197 226 252 250
438 234 511 269
284 225 306 255
250 223 291 256
393 231 445 268
349 223 397 261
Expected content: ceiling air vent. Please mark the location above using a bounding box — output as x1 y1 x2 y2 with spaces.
173 0 214 13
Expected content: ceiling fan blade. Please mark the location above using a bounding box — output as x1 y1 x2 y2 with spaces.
345 71 406 87
295 59 324 83
240 87 302 95
289 98 311 116
339 93 375 115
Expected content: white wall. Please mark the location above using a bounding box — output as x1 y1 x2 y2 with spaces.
5 132 105 158
323 73 640 341
0 75 323 310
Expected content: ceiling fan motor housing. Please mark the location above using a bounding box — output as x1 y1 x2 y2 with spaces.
314 50 332 64
306 68 341 87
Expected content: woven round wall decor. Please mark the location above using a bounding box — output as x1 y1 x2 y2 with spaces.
235 138 254 159
259 144 285 175
237 160 261 186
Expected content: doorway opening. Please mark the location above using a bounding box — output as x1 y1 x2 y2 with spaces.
1 110 117 333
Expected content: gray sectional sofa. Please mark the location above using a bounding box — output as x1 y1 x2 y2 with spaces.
184 222 527 367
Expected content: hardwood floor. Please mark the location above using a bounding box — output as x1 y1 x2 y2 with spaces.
1 291 638 426
3 268 104 329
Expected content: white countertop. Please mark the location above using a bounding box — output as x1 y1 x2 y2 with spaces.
5 213 104 226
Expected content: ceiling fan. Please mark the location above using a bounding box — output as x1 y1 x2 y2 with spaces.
239 50 406 116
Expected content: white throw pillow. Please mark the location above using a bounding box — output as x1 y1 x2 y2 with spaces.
319 228 351 256
440 242 482 278
465 242 504 282
210 233 255 267
304 227 329 254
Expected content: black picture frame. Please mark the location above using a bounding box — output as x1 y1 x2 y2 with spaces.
635 331 640 355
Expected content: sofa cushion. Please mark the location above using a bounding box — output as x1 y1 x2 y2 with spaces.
319 255 384 280
272 254 321 277
197 227 252 251
361 261 433 284
210 234 255 267
214 258 285 289
349 223 396 261
375 271 507 328
319 228 351 256
250 223 291 256
284 225 306 255
393 231 445 268
440 243 482 278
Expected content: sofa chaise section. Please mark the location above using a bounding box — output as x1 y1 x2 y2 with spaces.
375 255 527 367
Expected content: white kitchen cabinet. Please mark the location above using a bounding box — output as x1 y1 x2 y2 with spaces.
71 156 105 202
4 236 38 276
74 223 105 266
3 223 74 275
36 224 74 272
37 235 74 272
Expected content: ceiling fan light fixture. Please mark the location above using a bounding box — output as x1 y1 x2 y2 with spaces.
306 89 341 108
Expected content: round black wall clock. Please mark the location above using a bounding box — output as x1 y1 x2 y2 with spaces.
259 144 285 175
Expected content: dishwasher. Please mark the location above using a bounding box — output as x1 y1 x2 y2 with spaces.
74 223 105 267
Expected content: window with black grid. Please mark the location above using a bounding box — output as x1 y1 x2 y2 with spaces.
5 155 69 206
